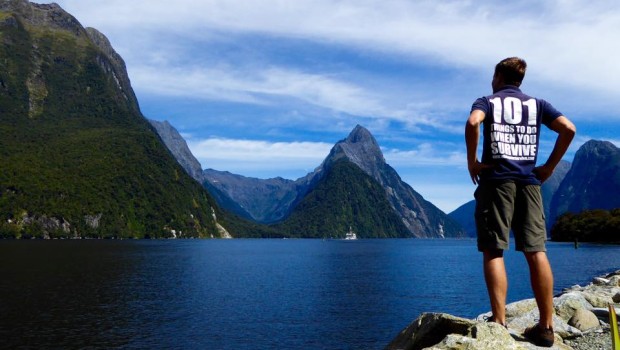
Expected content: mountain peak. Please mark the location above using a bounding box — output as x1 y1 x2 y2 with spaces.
346 124 376 144
572 140 619 171
1 0 85 36
326 125 385 176
578 139 618 156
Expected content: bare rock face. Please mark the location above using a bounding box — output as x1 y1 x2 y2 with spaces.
149 120 205 182
85 27 140 111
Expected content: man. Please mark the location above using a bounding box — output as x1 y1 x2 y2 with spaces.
465 57 576 347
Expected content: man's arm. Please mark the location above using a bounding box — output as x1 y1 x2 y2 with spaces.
465 109 488 185
534 116 576 183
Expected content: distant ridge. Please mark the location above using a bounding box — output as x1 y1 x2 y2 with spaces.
196 125 465 238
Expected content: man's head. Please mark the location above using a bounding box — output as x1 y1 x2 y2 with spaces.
492 57 527 92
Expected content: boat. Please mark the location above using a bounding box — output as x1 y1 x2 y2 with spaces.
344 226 357 240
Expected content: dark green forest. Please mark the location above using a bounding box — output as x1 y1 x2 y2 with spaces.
551 209 620 243
273 160 410 238
0 11 225 238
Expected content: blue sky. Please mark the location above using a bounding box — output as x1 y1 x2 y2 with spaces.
41 0 620 212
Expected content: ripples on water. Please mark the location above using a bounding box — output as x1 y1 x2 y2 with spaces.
0 239 617 349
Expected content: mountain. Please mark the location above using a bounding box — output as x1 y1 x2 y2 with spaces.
149 119 204 183
316 125 464 238
203 170 301 223
0 0 230 238
550 140 620 221
449 160 571 237
273 159 410 238
541 160 571 221
203 125 465 238
447 201 477 238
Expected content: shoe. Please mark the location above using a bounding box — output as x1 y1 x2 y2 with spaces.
523 324 554 347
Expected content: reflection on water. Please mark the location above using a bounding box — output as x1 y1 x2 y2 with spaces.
0 239 617 349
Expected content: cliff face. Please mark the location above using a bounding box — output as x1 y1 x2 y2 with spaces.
0 0 226 238
550 140 620 223
149 119 205 183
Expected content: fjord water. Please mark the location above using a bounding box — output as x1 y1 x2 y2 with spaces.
1 240 618 349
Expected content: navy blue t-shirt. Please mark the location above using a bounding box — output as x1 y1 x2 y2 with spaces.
471 85 563 185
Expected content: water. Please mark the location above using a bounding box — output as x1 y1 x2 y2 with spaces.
0 239 618 349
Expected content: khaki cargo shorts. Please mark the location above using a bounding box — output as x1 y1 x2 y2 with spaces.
475 181 547 252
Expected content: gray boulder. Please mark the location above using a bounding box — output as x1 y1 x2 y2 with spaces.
553 292 593 321
568 309 599 331
385 313 476 350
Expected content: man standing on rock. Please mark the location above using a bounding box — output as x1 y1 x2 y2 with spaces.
465 57 576 347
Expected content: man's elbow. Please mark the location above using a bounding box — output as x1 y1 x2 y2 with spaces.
563 120 577 137
556 116 576 138
465 118 480 130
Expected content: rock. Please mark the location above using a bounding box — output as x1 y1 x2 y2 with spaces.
568 309 600 331
476 298 538 322
506 308 582 339
385 313 476 350
553 292 593 321
506 298 538 318
608 275 620 287
387 270 620 350
581 285 620 307
592 307 620 319
424 323 524 350
593 277 610 285
562 284 584 293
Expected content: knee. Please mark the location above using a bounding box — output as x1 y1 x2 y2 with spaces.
483 249 504 260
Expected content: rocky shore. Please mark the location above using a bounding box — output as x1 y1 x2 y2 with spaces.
386 269 620 349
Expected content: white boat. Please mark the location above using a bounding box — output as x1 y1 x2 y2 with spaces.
344 226 357 240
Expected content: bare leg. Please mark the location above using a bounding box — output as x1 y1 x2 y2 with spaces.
524 251 554 328
483 249 507 325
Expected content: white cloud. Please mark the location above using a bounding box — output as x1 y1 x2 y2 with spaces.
384 143 465 167
186 137 332 177
50 0 620 103
132 65 388 117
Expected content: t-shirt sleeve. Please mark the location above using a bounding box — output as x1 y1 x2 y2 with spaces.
539 99 563 127
471 97 489 114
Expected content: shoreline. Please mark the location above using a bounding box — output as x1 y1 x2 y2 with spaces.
386 268 620 349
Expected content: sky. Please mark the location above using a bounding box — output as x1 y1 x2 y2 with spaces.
39 0 620 213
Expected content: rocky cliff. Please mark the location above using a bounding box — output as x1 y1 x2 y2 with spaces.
149 119 205 182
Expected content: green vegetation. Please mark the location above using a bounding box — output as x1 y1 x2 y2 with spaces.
0 12 223 238
273 160 410 238
550 209 620 243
